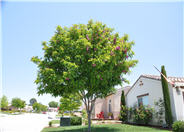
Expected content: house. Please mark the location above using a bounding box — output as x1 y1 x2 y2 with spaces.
48 107 58 112
92 74 184 124
24 105 33 112
92 86 130 120
126 74 184 124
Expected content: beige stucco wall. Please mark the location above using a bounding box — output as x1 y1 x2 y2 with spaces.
94 89 122 120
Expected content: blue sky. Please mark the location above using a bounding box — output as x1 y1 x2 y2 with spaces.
1 1 183 105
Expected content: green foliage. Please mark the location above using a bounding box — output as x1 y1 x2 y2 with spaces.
154 98 165 125
120 105 128 123
31 19 137 98
121 90 126 106
31 19 138 132
82 109 88 125
49 121 52 127
41 104 48 112
33 102 47 112
120 90 127 122
172 121 184 132
51 120 60 124
0 95 9 109
59 93 81 115
132 105 153 125
49 101 58 108
161 65 173 127
71 116 82 125
29 98 37 106
11 98 26 110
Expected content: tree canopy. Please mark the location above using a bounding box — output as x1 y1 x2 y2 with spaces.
29 98 37 106
48 101 58 108
0 95 9 109
33 102 47 112
59 93 82 115
31 20 137 132
11 98 26 110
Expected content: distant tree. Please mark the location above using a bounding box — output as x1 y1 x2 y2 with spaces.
48 101 58 108
29 98 37 106
11 98 26 110
0 95 9 110
161 65 173 127
40 104 48 112
33 102 41 112
33 102 47 112
31 20 137 132
59 93 82 116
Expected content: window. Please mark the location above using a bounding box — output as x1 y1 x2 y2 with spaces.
137 93 149 107
109 100 112 112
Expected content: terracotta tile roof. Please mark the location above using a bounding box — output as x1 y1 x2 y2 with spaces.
142 74 184 83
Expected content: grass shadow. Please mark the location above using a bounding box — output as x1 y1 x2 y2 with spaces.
45 126 121 132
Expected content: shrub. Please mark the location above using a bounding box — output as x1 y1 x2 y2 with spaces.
70 116 82 125
172 121 184 132
49 121 52 127
108 112 113 117
82 109 88 125
154 98 165 125
96 111 104 119
120 105 128 123
132 105 153 125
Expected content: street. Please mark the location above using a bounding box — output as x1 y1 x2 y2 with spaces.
0 113 52 132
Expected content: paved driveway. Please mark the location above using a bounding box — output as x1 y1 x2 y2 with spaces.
0 113 51 132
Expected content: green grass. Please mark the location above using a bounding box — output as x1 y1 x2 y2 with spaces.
42 124 171 132
51 120 60 124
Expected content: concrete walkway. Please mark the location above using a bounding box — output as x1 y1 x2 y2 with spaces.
0 113 51 132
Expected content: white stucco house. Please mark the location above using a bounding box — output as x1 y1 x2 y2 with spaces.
126 74 184 124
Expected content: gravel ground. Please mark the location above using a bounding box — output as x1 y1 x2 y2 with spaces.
0 113 52 132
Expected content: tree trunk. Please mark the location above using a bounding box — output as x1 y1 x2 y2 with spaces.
87 112 91 132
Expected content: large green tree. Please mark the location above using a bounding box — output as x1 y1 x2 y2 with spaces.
48 101 58 108
0 95 9 110
11 98 26 110
59 93 81 116
161 65 173 127
31 20 137 132
29 98 37 106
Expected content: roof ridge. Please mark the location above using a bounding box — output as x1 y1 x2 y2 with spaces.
142 74 184 78
141 74 184 83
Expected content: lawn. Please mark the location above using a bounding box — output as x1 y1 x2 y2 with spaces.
42 124 171 132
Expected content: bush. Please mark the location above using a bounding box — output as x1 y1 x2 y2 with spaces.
82 109 88 125
120 105 128 123
132 105 153 125
154 98 165 125
172 121 184 132
96 111 104 119
49 121 52 127
70 116 82 125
